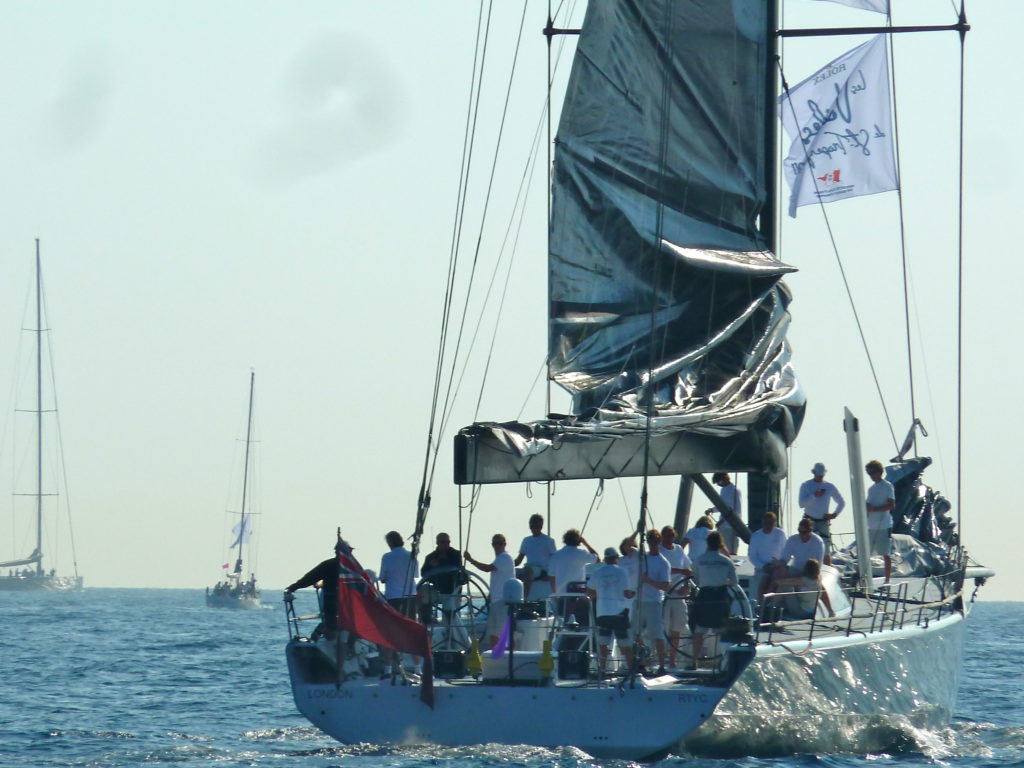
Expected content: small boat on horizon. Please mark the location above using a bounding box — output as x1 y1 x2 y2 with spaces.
207 371 261 609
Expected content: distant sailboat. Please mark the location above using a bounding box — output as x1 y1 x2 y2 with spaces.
206 371 260 608
0 240 82 592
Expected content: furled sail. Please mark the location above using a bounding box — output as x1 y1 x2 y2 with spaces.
456 0 804 484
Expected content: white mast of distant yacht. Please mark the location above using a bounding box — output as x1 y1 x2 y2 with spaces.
34 239 44 577
234 370 255 576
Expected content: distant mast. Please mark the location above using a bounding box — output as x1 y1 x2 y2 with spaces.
235 371 255 575
34 239 43 577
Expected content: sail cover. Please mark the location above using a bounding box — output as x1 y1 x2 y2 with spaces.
456 0 805 484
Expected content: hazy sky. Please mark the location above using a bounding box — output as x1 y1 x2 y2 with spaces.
0 1 1016 602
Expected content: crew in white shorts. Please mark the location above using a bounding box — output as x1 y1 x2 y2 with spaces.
658 525 692 669
637 529 671 676
865 459 896 583
464 533 516 648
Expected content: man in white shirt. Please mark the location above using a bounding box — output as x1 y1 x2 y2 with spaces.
379 531 419 671
586 547 636 674
514 514 557 598
779 517 826 576
658 526 692 669
380 531 419 609
681 514 715 560
798 462 845 563
712 473 742 554
465 533 516 648
547 529 599 593
865 459 896 583
547 529 599 624
747 512 787 601
636 529 671 675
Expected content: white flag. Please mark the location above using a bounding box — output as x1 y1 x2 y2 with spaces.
779 35 898 217
807 0 889 13
230 517 251 548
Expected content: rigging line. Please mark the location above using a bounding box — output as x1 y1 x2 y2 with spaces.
955 2 966 532
638 0 677 533
474 105 544 422
517 358 548 421
579 479 605 535
1 268 34 558
423 0 497 524
886 6 917 439
429 0 514 454
777 59 898 451
546 0 553 419
544 0 579 538
472 3 546 421
616 479 634 530
447 0 579 434
907 270 950 492
431 0 529 441
415 0 488 546
37 269 80 575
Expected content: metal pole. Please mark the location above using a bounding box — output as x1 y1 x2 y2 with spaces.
35 239 43 576
237 370 255 575
843 408 873 595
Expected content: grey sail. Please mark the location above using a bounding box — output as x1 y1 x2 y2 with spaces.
455 0 805 485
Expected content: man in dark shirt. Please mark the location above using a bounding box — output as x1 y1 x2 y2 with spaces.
419 532 463 624
286 549 340 639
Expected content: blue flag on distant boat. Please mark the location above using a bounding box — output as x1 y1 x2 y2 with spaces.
779 35 898 217
807 0 888 12
230 517 251 548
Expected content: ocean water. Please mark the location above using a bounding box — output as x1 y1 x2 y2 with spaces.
0 589 1020 768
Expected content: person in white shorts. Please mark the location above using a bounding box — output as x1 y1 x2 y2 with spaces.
586 547 636 675
636 529 671 676
865 459 896 583
658 525 692 668
465 533 516 648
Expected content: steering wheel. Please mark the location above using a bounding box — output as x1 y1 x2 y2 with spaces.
417 568 490 651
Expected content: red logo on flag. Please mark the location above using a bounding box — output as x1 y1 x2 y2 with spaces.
817 170 841 183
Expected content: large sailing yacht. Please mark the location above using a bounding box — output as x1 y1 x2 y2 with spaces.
285 1 991 758
0 240 82 592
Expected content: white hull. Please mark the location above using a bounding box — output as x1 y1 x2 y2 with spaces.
287 606 967 759
286 643 734 760
0 574 83 592
684 610 965 756
206 591 261 609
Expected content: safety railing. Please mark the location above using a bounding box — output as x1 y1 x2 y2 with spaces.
755 574 965 647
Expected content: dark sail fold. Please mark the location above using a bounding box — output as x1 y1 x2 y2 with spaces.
455 0 804 484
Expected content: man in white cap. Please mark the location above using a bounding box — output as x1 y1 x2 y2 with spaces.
798 462 845 564
586 547 636 675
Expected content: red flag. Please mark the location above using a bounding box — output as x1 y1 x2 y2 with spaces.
334 538 434 707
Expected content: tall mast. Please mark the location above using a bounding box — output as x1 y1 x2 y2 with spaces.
763 0 779 251
35 239 43 576
235 370 255 575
